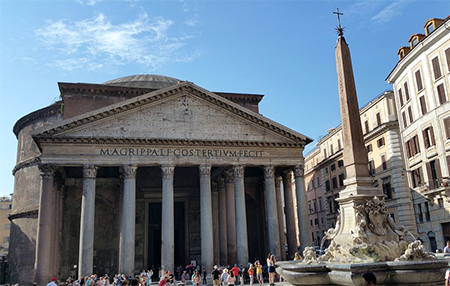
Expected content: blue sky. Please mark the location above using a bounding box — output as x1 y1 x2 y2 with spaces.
0 0 449 197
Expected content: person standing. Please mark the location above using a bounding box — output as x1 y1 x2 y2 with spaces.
47 277 58 286
255 261 263 286
267 254 276 286
226 272 236 286
444 241 450 254
221 269 229 286
202 269 207 285
247 264 254 286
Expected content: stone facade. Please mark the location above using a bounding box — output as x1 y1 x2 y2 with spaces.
9 75 312 285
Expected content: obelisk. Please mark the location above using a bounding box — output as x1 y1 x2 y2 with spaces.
332 17 384 246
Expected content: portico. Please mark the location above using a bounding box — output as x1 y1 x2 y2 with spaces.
11 75 312 285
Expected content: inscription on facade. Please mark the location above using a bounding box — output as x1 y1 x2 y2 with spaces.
100 148 264 158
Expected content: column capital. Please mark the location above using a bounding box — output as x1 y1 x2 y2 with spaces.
283 169 295 182
263 165 275 179
83 165 98 179
275 176 282 188
233 165 245 178
161 165 175 179
122 165 138 179
224 168 234 184
293 165 304 177
199 164 212 178
38 163 57 179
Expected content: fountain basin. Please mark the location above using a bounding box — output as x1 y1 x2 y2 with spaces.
277 259 449 286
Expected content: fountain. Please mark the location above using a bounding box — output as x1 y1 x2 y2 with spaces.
276 12 449 286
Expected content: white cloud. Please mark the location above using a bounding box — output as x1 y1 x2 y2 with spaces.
370 0 408 25
36 12 199 71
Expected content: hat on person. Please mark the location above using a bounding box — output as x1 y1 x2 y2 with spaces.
214 265 218 269
52 277 57 281
223 269 228 273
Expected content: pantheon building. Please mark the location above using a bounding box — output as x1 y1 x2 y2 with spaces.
9 75 312 285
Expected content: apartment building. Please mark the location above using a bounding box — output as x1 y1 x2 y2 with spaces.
304 91 416 247
386 15 450 251
0 196 12 257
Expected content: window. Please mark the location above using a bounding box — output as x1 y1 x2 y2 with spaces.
323 149 327 159
337 139 341 150
313 199 317 212
316 177 320 187
405 135 421 158
412 38 418 47
337 160 344 168
418 203 423 223
446 47 450 72
318 198 322 211
432 57 442 80
382 177 392 199
364 120 369 134
330 144 334 155
423 126 435 148
419 96 427 115
321 217 324 224
367 144 373 153
426 23 434 34
381 154 387 170
325 167 329 174
312 178 315 188
376 113 381 127
402 111 407 128
444 117 450 140
325 180 330 192
4 223 10 229
408 106 414 124
314 218 318 225
411 167 423 188
308 201 312 213
377 137 385 148
331 164 336 172
338 173 345 187
332 177 338 189
3 236 9 243
404 82 410 101
437 84 447 105
415 70 423 91
398 88 404 106
369 160 375 175
425 201 431 221
427 159 441 189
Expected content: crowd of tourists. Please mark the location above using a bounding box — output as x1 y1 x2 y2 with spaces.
43 254 281 286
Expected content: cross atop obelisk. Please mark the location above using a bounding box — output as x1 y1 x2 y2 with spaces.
333 8 344 36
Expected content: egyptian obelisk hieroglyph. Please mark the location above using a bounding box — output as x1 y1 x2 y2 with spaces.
333 27 385 246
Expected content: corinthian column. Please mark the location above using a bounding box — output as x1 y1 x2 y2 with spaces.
283 170 297 259
225 169 237 264
275 176 287 261
34 164 57 285
293 165 311 251
79 165 98 278
263 166 281 259
199 164 214 271
161 165 175 273
217 177 228 265
120 165 137 275
233 165 249 265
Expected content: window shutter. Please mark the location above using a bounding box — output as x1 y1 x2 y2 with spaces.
402 112 407 128
404 82 410 101
432 57 442 79
423 129 429 148
447 155 450 173
435 158 442 180
408 106 413 123
419 96 427 115
405 142 410 158
445 48 450 72
437 84 446 105
398 88 404 106
426 162 433 187
415 70 423 91
430 126 435 146
444 117 450 139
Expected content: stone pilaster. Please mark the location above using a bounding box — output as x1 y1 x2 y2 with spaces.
79 164 98 278
120 165 137 275
161 165 175 273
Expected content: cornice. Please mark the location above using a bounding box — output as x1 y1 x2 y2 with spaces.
13 103 62 137
8 209 38 221
34 83 311 146
12 157 40 176
33 136 304 148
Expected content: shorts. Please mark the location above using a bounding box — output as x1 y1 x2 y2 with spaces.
268 266 275 273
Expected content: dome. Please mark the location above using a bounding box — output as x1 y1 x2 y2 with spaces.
103 74 181 89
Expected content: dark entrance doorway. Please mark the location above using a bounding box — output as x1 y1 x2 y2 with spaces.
148 202 186 273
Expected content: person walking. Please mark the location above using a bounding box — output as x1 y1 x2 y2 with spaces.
221 269 229 286
248 264 254 286
255 261 263 286
226 272 236 286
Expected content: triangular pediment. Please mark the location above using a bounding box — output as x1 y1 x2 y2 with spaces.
32 82 312 147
